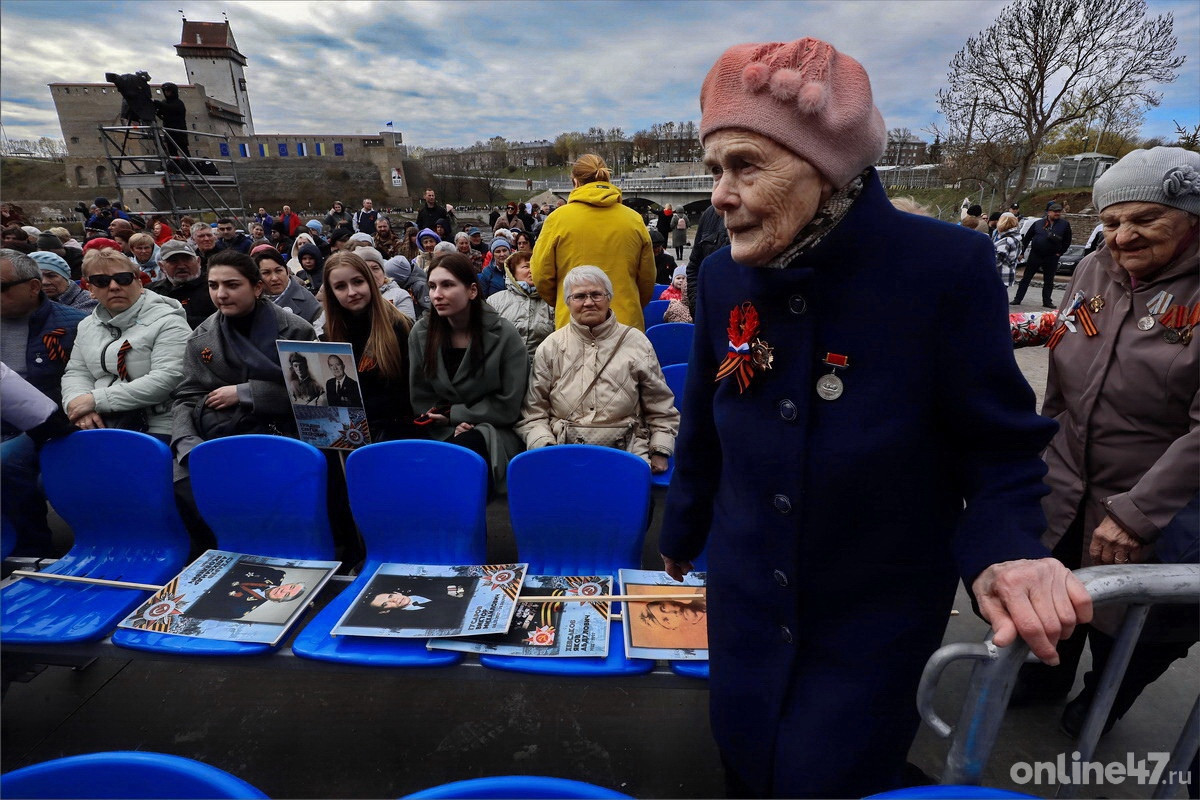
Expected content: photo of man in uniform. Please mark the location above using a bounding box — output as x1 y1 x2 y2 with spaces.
344 574 479 631
324 354 361 408
184 561 320 624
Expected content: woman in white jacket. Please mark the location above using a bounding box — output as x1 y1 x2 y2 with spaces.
60 247 191 442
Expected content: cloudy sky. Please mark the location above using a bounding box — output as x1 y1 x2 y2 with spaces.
1 0 1196 149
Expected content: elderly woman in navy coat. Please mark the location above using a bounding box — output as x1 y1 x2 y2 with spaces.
658 38 1094 797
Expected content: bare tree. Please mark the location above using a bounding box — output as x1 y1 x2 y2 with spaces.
1174 120 1200 152
938 0 1183 202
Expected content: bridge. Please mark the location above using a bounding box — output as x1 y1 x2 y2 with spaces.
437 173 716 214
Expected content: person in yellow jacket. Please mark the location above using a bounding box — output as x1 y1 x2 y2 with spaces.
531 154 656 330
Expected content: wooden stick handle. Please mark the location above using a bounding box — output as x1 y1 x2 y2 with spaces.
10 570 163 592
518 592 703 603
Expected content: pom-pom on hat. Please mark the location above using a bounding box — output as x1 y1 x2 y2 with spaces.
1093 146 1200 216
700 37 887 188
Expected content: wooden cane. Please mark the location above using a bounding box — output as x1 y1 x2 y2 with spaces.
10 570 163 592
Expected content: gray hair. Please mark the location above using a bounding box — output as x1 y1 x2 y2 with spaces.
453 232 470 245
0 248 41 281
433 241 456 255
191 222 212 237
562 265 613 298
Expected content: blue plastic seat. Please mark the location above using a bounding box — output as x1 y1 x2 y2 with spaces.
1 751 267 799
642 299 670 329
292 440 488 667
1 431 191 645
652 282 671 300
481 445 655 677
645 322 693 367
113 435 336 657
404 775 632 799
651 363 689 489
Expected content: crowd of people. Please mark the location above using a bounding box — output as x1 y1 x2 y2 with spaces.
1 33 1196 797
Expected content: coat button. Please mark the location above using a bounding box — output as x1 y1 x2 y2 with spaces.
773 569 788 587
780 625 793 644
773 494 792 514
788 294 807 315
778 399 797 421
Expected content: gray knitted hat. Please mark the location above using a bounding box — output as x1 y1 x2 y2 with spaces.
1093 146 1200 215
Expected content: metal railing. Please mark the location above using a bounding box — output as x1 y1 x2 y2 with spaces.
918 564 1199 795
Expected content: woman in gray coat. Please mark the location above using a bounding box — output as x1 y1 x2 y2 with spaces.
409 252 528 493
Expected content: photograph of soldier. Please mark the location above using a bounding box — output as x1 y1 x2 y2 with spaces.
324 354 362 408
629 589 708 650
342 574 480 632
286 351 326 405
184 560 326 624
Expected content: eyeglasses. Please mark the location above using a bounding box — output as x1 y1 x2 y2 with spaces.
566 291 609 304
0 277 38 292
87 272 137 288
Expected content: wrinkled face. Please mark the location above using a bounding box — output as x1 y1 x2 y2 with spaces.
704 129 832 267
456 238 472 254
420 236 437 252
266 583 304 601
565 279 610 327
491 245 510 263
512 261 532 283
40 270 69 298
192 227 216 251
371 591 411 610
216 222 237 241
85 259 143 314
163 254 200 282
327 356 346 378
1100 201 1198 280
428 265 477 320
208 265 261 317
131 241 154 262
365 259 387 288
328 264 373 312
259 259 291 295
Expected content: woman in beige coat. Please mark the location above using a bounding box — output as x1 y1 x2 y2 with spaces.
516 266 678 473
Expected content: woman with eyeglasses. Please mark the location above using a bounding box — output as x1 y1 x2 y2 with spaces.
531 154 656 330
171 250 316 467
409 252 528 493
60 247 191 441
516 265 677 474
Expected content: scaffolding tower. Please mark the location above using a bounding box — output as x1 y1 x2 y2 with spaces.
98 124 248 226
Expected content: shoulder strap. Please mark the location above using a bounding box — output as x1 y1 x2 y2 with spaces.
566 327 631 421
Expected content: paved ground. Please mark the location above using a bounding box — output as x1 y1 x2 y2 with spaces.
3 268 1195 799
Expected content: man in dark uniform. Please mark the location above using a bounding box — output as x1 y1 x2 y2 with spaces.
185 564 307 621
345 575 478 630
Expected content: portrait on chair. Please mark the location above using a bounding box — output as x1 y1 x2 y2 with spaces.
276 340 372 450
620 569 708 659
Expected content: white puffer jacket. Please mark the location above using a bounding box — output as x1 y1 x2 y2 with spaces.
60 290 191 435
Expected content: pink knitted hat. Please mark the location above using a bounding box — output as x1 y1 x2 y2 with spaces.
700 38 887 188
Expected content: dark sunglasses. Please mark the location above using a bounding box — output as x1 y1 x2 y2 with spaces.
0 277 39 292
87 272 137 288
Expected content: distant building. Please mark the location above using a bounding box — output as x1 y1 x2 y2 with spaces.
884 135 928 167
48 18 411 205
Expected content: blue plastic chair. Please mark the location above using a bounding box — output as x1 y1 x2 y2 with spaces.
1 751 267 799
404 775 632 799
292 440 488 667
650 363 688 489
113 435 336 657
645 322 693 367
1 431 191 645
652 282 671 300
866 787 1039 799
481 445 655 677
642 299 669 328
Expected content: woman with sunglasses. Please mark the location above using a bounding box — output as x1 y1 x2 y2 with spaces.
60 247 191 440
171 250 316 468
409 252 528 493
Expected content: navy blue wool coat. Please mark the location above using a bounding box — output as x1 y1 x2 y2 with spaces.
659 171 1057 797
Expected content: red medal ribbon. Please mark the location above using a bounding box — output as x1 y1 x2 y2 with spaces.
822 352 849 369
116 339 133 381
1189 303 1200 328
1159 305 1185 329
715 301 761 394
41 328 67 363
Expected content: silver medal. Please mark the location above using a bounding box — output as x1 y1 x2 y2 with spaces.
1137 315 1156 331
816 372 844 401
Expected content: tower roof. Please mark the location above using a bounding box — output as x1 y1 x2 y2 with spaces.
176 20 247 65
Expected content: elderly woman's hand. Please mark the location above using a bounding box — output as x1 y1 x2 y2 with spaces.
971 558 1093 665
1089 517 1146 565
204 385 240 410
650 454 669 474
66 392 96 421
74 411 106 430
